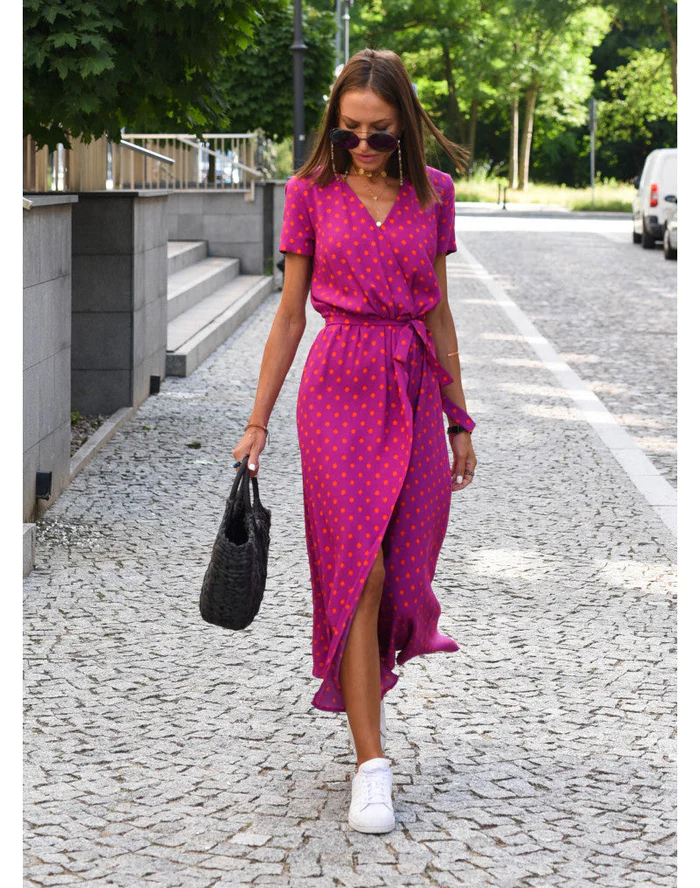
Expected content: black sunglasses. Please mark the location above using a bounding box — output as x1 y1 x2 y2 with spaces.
330 127 399 152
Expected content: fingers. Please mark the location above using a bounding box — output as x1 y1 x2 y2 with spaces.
231 429 266 476
247 444 263 477
450 443 477 492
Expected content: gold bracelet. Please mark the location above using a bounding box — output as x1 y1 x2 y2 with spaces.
246 422 270 443
447 350 459 356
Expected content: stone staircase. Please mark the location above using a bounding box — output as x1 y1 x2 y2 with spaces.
166 241 274 377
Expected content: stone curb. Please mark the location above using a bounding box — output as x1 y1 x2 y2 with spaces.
23 406 140 577
22 523 35 578
69 404 139 483
455 203 632 221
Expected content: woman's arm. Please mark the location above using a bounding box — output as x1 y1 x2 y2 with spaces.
424 252 477 490
232 252 312 476
425 253 468 414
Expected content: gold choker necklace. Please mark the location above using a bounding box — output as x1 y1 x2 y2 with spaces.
348 166 388 179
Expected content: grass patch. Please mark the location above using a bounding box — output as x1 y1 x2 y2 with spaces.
454 178 635 211
570 198 632 212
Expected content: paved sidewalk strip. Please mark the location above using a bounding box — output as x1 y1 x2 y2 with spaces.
24 243 676 887
453 240 676 537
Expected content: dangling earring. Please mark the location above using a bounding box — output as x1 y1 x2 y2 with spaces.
331 141 338 179
397 139 403 187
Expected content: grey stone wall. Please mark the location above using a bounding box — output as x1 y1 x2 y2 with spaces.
23 195 78 522
71 190 169 415
167 180 289 275
272 181 287 261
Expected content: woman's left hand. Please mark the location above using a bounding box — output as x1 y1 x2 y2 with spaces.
450 433 477 491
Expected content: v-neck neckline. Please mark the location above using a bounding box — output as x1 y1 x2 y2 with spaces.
342 175 406 229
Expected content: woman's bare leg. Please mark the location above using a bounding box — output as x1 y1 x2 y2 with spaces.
339 548 385 769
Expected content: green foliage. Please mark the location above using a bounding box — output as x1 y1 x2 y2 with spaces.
352 0 677 185
598 47 676 143
24 0 680 184
218 0 336 140
352 0 492 149
24 0 262 151
602 0 676 44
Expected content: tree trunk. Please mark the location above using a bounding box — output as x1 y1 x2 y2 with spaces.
467 98 478 178
517 83 537 191
442 41 467 145
508 96 519 189
661 1 677 96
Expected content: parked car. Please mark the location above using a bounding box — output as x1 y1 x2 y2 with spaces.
632 148 677 249
664 195 677 261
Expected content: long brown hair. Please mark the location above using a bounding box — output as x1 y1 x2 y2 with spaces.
296 48 470 210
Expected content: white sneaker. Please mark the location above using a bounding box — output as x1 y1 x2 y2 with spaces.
346 699 387 753
348 757 395 833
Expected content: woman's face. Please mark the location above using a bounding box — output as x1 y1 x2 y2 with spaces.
336 88 401 174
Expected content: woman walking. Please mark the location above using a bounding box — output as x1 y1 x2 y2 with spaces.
232 48 477 834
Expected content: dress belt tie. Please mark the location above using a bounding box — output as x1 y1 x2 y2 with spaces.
323 312 475 432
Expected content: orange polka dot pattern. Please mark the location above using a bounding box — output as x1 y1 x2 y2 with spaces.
280 165 476 712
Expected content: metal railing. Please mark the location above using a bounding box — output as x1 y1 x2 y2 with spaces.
109 138 176 190
112 133 264 194
24 132 266 195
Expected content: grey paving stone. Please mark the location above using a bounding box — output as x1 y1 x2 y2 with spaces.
25 222 676 887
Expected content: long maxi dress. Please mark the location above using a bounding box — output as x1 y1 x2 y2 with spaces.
279 165 476 713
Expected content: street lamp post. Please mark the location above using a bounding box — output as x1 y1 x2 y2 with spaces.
589 97 597 209
343 0 352 64
291 0 307 171
335 0 342 69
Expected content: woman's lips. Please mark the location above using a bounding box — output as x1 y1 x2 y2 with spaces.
356 153 378 163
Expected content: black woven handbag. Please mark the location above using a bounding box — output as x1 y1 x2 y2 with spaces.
199 454 272 630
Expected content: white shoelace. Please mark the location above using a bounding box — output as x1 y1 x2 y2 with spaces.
359 768 392 807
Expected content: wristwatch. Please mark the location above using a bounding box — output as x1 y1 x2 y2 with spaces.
447 424 471 435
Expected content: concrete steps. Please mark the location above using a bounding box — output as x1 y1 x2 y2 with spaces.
167 240 207 275
167 256 240 321
165 240 274 378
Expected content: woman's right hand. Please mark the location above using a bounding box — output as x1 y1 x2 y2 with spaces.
232 427 267 478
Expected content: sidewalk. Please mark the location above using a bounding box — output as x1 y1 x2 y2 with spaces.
24 243 676 887
456 200 632 220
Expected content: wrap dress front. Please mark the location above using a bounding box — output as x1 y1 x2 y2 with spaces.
279 165 475 712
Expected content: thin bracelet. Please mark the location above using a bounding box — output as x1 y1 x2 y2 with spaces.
447 350 459 356
246 422 270 444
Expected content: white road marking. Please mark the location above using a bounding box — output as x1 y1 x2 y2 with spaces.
452 232 677 537
454 214 630 235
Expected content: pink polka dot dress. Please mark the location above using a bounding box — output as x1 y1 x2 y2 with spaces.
279 165 475 712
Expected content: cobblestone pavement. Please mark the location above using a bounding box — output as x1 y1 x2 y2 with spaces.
455 214 677 487
25 221 676 887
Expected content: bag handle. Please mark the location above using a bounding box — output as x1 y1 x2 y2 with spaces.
228 454 253 513
228 455 265 514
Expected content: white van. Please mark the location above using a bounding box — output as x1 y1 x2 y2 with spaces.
632 148 677 248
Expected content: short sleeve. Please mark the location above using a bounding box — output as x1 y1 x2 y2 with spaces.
436 174 457 256
279 175 315 256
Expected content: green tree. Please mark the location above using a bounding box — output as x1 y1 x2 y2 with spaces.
24 0 261 151
586 11 677 182
603 0 676 94
501 0 610 189
597 46 676 144
217 0 336 141
352 0 493 174
350 0 675 186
